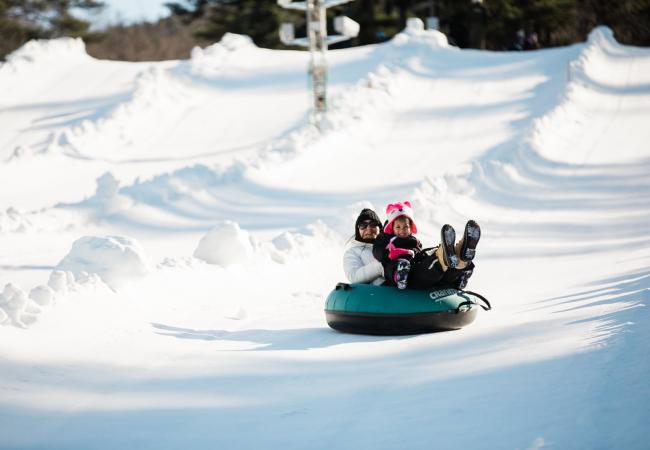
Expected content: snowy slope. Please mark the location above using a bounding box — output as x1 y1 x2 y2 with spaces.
0 24 649 450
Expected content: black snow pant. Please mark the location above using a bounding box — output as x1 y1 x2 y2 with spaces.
408 248 475 290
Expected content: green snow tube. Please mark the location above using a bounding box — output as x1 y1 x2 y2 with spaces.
325 283 491 335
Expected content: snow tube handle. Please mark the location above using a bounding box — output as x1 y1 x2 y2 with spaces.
335 282 352 291
457 290 492 312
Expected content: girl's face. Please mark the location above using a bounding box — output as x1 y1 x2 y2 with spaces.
393 218 411 238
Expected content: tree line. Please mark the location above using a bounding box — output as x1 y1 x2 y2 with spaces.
1 0 649 61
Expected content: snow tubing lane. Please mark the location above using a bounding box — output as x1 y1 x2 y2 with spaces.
325 283 486 335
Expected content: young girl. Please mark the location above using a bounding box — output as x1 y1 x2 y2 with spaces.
373 201 481 290
372 201 422 289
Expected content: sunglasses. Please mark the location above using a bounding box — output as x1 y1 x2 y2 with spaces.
358 221 379 230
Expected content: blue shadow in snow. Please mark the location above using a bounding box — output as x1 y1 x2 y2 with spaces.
5 92 131 132
151 322 411 351
0 264 55 271
1 270 647 450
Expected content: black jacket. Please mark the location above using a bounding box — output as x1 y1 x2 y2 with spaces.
372 232 422 264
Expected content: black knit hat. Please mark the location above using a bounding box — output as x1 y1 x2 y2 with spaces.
354 208 382 241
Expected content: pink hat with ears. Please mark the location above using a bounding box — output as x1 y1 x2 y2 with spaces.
384 201 417 234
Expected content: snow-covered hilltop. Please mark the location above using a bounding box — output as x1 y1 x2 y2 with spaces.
1 25 649 449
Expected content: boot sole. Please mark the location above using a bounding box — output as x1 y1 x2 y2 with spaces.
461 220 481 261
395 259 410 289
441 224 458 269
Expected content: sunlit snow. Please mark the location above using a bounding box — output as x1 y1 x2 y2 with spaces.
0 24 649 450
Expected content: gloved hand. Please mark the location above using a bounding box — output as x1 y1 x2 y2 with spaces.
387 237 414 260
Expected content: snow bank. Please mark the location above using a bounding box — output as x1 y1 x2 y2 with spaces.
0 273 59 328
0 38 90 95
29 285 55 307
94 172 120 201
121 163 244 208
392 18 450 48
55 236 151 289
57 66 190 159
0 283 40 328
1 270 107 328
192 219 342 267
257 21 448 166
0 37 89 77
428 26 642 210
77 172 132 216
270 221 341 263
572 26 622 84
190 33 260 77
324 64 398 130
194 221 254 266
48 270 72 292
257 62 399 168
527 26 646 165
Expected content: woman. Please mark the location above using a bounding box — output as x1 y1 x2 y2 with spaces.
342 208 385 285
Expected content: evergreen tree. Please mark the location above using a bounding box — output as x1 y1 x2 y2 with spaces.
3 0 649 63
1 1 41 58
584 0 650 46
1 0 103 59
165 0 289 48
50 1 105 37
476 0 576 49
164 0 210 23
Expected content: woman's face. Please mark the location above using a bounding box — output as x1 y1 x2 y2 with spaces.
359 221 380 240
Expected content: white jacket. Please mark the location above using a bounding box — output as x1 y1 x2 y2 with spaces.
343 239 385 285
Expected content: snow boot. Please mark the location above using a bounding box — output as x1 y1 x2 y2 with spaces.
435 224 458 271
394 259 411 290
457 220 481 262
454 266 474 290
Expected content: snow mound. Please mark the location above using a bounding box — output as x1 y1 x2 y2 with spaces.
122 163 244 208
194 221 254 266
29 285 55 306
586 25 617 47
567 26 622 89
190 33 260 77
270 221 341 263
92 172 122 211
0 283 40 328
55 236 151 289
48 270 77 294
78 172 132 216
0 38 89 79
392 18 450 48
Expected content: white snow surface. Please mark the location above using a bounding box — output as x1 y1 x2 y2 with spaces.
1 26 649 449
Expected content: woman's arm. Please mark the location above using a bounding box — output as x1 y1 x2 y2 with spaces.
372 233 390 263
343 247 384 284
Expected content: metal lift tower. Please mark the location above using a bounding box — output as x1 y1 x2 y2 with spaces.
277 0 360 128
